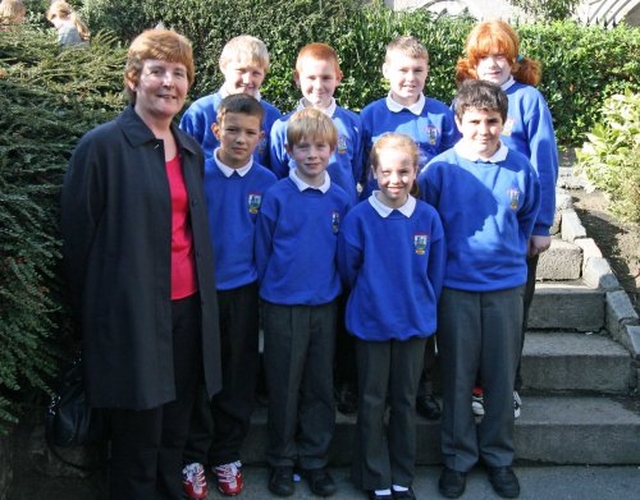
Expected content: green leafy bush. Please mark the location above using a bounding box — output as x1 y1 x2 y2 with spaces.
575 90 640 222
0 26 126 433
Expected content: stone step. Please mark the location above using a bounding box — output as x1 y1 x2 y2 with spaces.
240 396 640 465
528 282 605 332
537 238 583 281
521 331 633 393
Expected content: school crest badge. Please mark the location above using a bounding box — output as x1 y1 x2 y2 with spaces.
414 233 428 255
247 193 262 214
331 211 341 233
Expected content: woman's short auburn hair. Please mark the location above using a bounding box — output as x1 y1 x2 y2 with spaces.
124 28 195 102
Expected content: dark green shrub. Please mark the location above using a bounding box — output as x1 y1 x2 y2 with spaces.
0 26 126 433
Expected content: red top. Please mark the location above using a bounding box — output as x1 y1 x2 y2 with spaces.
166 155 198 299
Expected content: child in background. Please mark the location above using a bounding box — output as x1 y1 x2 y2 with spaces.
270 42 362 204
181 94 277 498
456 20 559 419
46 1 90 47
360 35 459 422
0 0 25 28
255 108 351 498
337 133 445 500
180 35 281 167
419 80 540 499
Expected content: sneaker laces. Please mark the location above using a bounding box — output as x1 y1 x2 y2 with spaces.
182 462 207 491
215 462 241 486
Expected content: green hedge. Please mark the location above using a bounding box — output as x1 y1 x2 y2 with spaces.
1 0 639 433
0 26 126 432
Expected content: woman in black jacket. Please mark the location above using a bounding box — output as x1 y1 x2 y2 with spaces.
60 28 221 500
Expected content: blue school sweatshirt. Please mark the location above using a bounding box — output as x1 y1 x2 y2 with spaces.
204 153 277 290
337 194 446 342
255 170 351 305
501 78 559 237
359 94 460 194
269 101 362 204
179 90 282 167
418 143 540 292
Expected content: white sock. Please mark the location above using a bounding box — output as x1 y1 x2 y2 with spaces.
375 488 392 496
392 484 409 492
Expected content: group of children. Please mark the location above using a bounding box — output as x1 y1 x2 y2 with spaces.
178 19 557 500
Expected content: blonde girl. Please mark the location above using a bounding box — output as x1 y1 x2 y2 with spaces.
46 1 90 46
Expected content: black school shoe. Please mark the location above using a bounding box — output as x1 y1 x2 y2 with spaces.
392 487 416 499
416 394 441 420
487 466 520 498
368 491 393 500
302 467 337 497
268 466 294 497
438 467 467 498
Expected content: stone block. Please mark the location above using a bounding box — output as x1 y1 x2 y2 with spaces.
537 239 582 280
583 257 620 290
561 209 587 242
606 290 640 343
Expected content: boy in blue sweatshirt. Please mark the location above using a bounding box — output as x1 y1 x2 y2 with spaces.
419 80 540 499
182 94 277 499
180 35 281 167
256 108 351 498
338 133 445 500
269 42 362 204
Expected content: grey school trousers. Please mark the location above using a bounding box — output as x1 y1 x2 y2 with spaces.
262 300 337 470
351 336 426 491
438 286 524 472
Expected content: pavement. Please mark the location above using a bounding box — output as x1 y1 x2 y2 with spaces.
8 464 640 499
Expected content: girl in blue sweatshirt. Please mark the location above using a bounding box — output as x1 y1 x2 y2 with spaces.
337 133 446 500
455 20 559 419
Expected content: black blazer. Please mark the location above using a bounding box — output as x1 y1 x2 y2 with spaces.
61 105 221 409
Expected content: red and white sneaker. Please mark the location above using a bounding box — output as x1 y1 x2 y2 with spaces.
182 462 209 499
214 460 243 496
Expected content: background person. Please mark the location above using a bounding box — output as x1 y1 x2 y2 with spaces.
46 0 90 47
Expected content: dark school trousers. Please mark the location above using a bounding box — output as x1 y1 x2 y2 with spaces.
351 336 426 491
183 282 260 467
109 293 202 500
417 335 437 398
515 255 539 392
439 286 524 472
262 300 338 470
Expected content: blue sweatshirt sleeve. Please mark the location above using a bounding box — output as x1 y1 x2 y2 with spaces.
337 217 362 290
269 115 292 179
254 195 277 283
427 210 446 300
525 95 559 236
